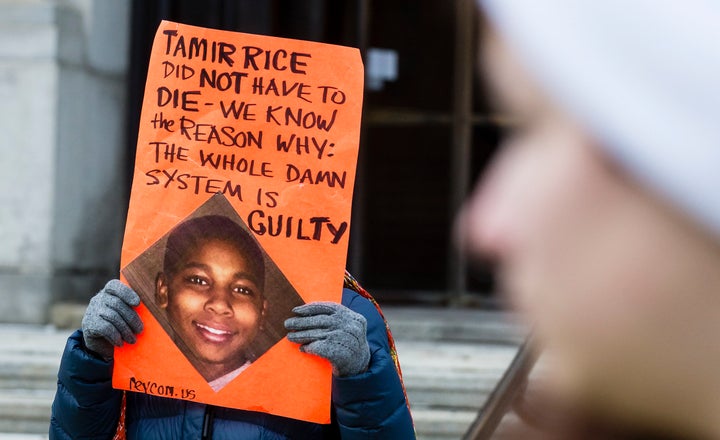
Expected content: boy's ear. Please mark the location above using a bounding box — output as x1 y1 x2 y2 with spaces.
155 273 169 308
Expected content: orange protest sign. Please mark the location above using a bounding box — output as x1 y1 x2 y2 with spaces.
113 20 363 424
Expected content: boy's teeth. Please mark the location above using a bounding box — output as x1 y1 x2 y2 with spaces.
198 323 230 335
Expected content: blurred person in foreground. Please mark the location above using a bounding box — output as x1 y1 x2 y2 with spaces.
459 1 720 438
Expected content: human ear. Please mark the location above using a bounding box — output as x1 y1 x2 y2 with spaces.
155 273 169 308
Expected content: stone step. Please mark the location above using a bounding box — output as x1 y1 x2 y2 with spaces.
0 325 66 435
411 409 477 440
383 307 527 345
0 325 65 392
399 341 518 412
0 390 54 435
0 435 48 440
0 355 60 390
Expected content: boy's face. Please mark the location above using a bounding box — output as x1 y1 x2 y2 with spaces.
459 29 720 430
156 238 266 379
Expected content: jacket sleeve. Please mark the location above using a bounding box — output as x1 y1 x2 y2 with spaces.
333 289 416 439
50 329 124 440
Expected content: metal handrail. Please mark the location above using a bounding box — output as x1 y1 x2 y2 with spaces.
463 334 540 440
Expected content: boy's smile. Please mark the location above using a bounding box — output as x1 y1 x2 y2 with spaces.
195 321 235 343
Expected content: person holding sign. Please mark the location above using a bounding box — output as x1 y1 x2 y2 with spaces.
460 1 720 438
51 19 413 440
50 275 414 438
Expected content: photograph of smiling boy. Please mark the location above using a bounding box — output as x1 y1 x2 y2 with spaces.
122 193 305 391
157 214 267 390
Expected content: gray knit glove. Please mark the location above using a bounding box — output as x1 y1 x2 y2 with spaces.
285 302 370 377
81 279 143 361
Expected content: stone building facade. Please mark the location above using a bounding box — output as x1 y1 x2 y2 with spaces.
0 0 131 323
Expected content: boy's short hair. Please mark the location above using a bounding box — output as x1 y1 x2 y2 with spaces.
162 215 266 292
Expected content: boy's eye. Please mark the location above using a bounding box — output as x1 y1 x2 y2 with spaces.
232 286 253 296
188 276 208 286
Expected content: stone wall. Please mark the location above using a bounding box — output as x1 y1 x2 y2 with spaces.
0 0 130 323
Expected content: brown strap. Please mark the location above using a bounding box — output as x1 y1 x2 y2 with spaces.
343 270 414 418
113 391 127 440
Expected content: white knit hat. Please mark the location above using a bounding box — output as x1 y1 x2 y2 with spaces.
479 0 720 237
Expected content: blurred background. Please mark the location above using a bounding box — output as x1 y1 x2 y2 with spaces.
0 0 506 325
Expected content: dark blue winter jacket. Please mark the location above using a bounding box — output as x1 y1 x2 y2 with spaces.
50 288 415 439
